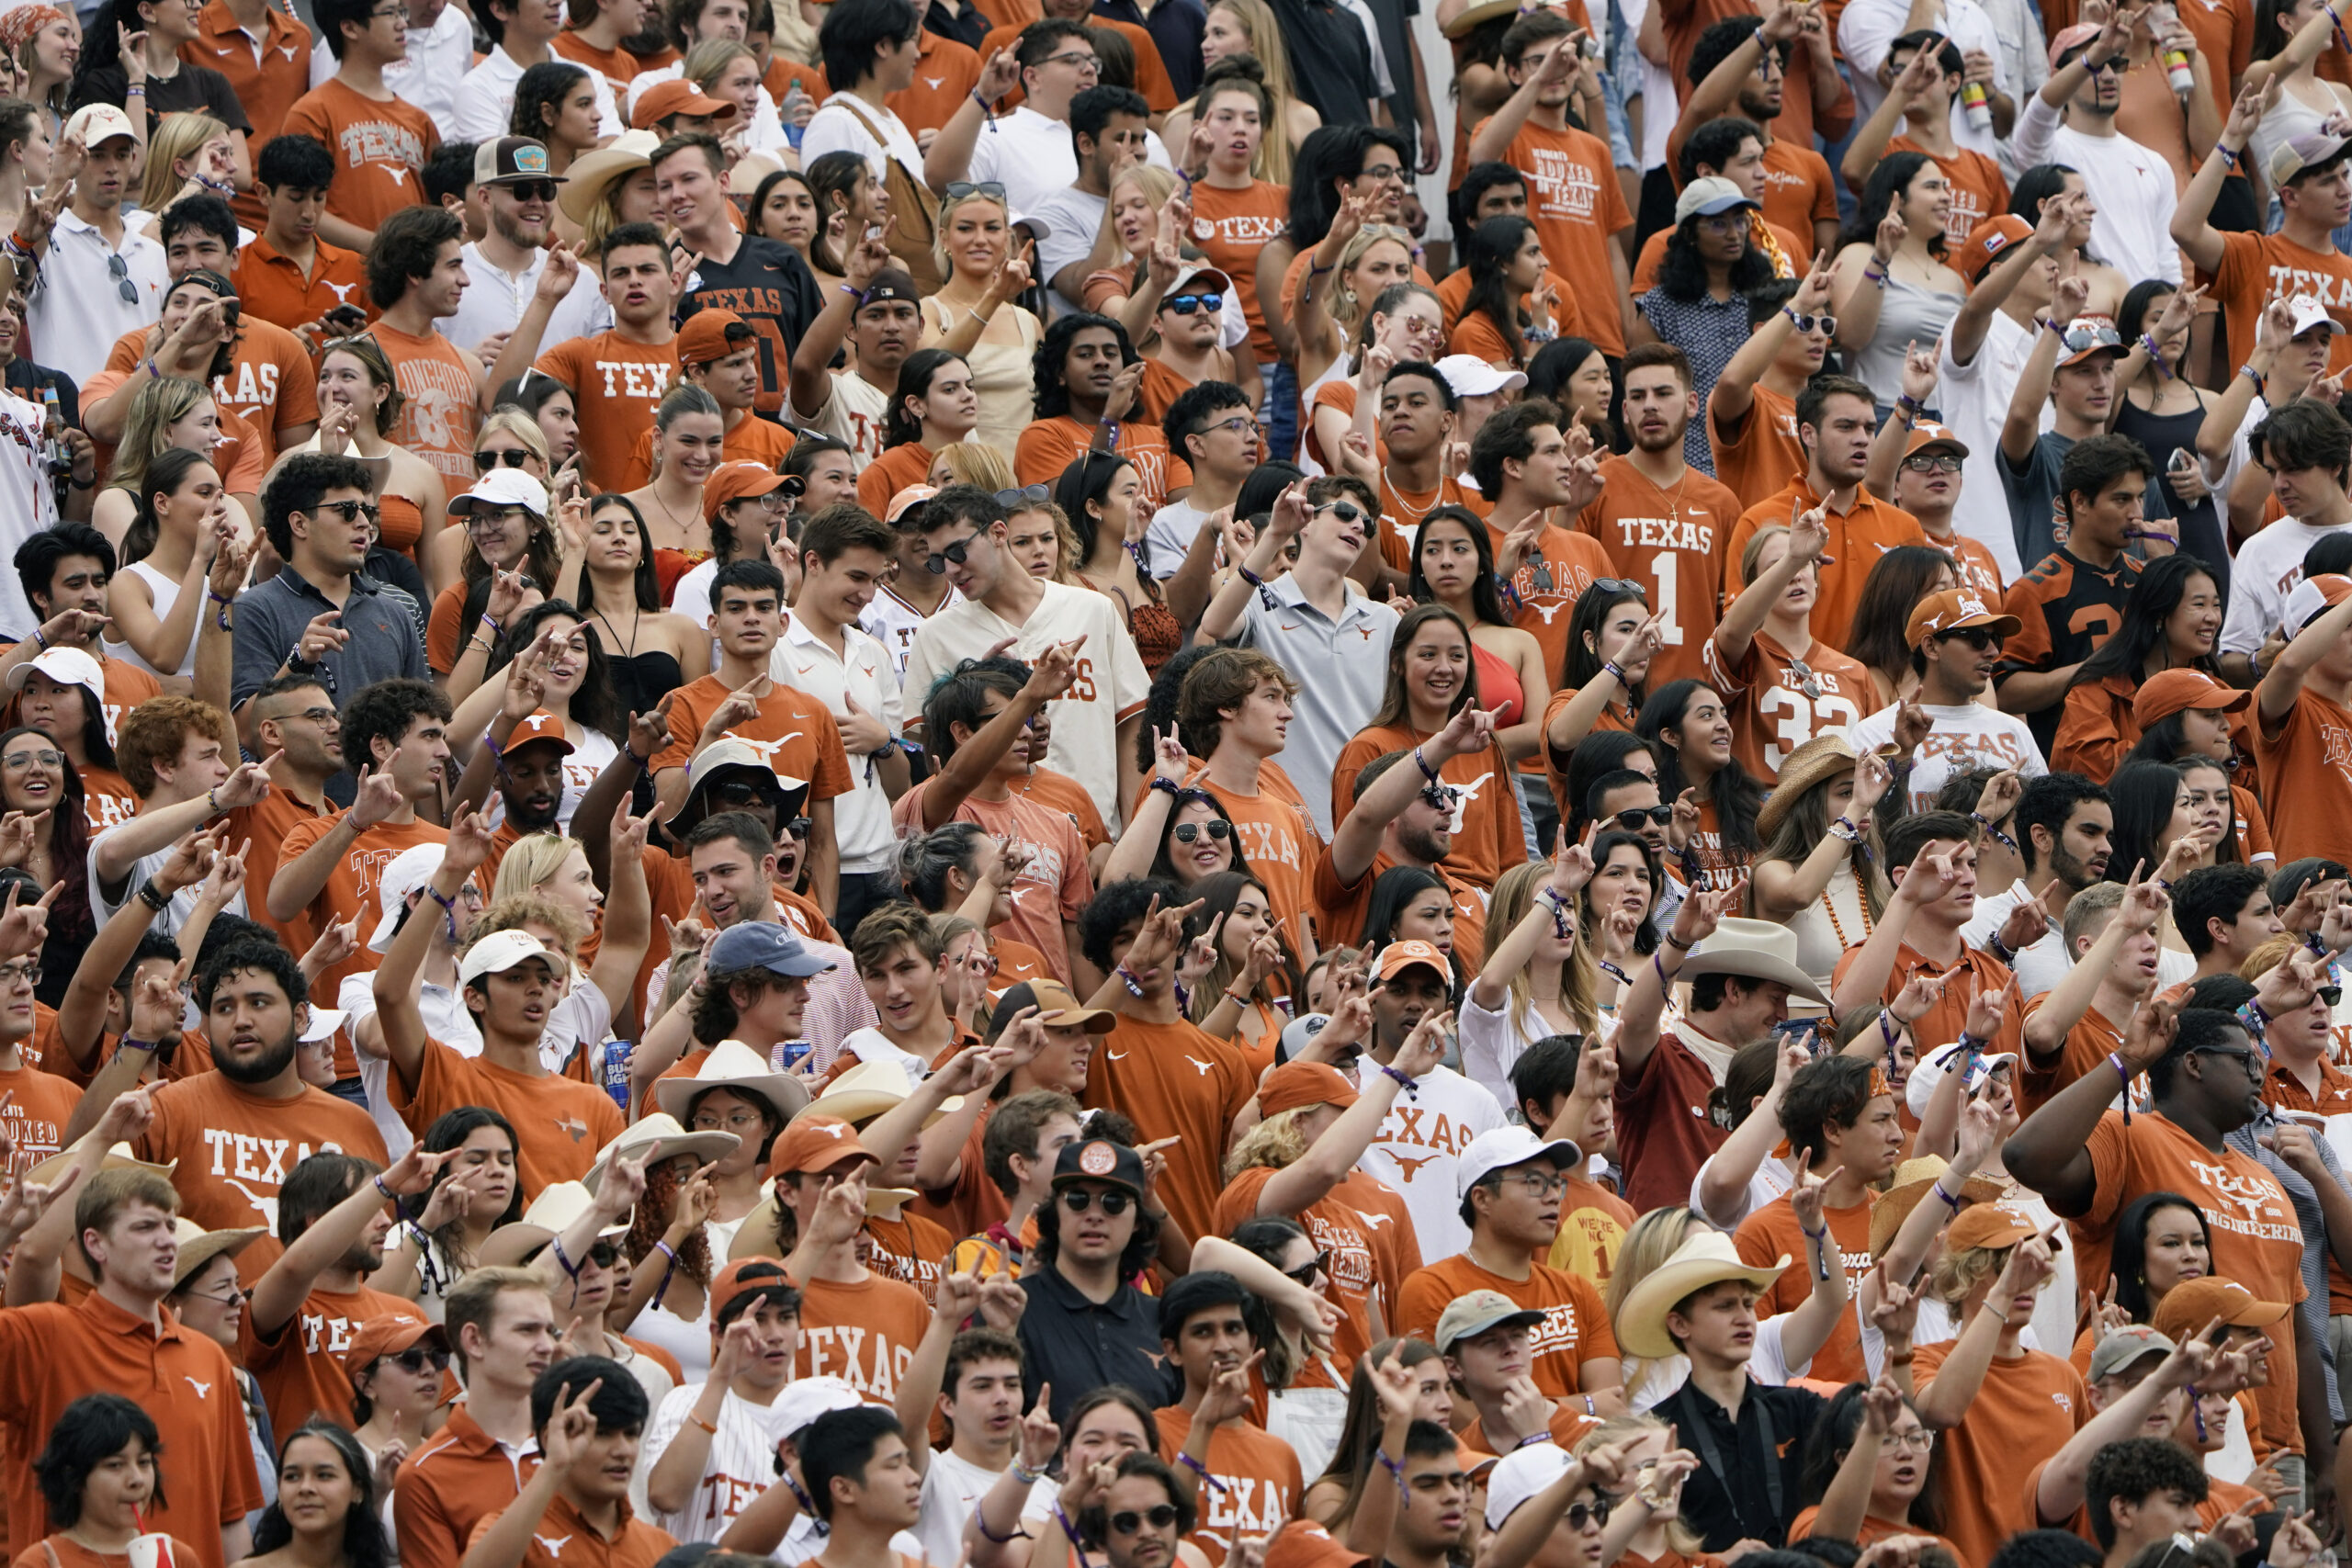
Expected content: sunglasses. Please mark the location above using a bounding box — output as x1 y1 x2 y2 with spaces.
502 179 560 203
583 1239 621 1269
1786 654 1825 703
1283 1248 1330 1285
1781 310 1836 336
945 180 1008 199
1566 1501 1612 1529
2325 986 2345 1008
783 816 811 839
390 1345 451 1374
1611 805 1674 829
1936 626 1997 651
1315 501 1365 525
313 499 382 525
995 484 1050 508
475 446 535 471
107 253 137 306
1164 292 1224 316
1060 1187 1133 1215
1170 820 1230 844
926 532 981 574
1110 1506 1181 1535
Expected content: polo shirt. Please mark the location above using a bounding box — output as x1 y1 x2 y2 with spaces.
1016 1263 1173 1426
395 1403 540 1568
466 1491 675 1568
231 231 368 333
1230 575 1399 838
441 240 606 360
771 613 902 875
1657 1377 1827 1551
27 213 166 386
185 0 312 210
228 565 428 709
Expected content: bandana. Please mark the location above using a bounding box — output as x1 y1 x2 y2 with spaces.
0 6 64 59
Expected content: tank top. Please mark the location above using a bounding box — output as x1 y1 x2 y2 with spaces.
922 296 1039 457
105 560 191 679
2114 393 2227 603
1849 273 1964 397
2251 80 2337 198
1473 641 1523 728
379 491 424 556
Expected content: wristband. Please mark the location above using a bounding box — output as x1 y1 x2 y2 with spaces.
688 1414 718 1436
1516 1431 1550 1449
1380 1062 1419 1096
650 1238 680 1308
124 85 143 95
1887 1348 1916 1366
1237 561 1277 610
1148 775 1181 797
118 1035 158 1055
135 880 170 913
2218 143 2242 169
373 1173 396 1202
2109 1050 2133 1123
972 1514 1028 1544
1175 1451 1228 1493
1114 964 1146 998
548 1235 582 1279
838 283 866 304
481 730 503 763
426 886 461 943
29 626 44 651
1929 1179 1962 1210
1374 1450 1408 1502
1802 1222 1832 1280
1986 932 2017 966
1601 659 1630 686
1862 265 1888 288
2240 362 2267 392
1663 930 1694 952
1412 746 1442 785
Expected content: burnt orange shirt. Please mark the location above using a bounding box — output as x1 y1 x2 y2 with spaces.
1834 937 2026 1079
1378 471 1489 572
1474 118 1632 355
2016 1000 2124 1119
372 321 479 487
232 232 370 334
283 79 441 238
100 320 320 465
13 1535 209 1568
1727 479 1930 652
396 1402 541 1568
1892 137 2011 251
1332 726 1521 895
1187 179 1290 360
1790 1510 1965 1565
2214 229 2352 384
2256 685 2352 872
1702 626 1874 784
1396 1252 1618 1398
550 30 641 100
246 1282 426 1439
792 1269 932 1402
856 441 935 517
2050 673 2144 783
1706 381 1804 513
1153 1405 1304 1568
616 411 794 492
0 1062 76 1167
1155 761 1321 956
273 813 449 1013
390 1037 625 1200
0 1294 263 1568
186 0 311 226
225 787 336 990
1084 1012 1253 1246
1216 1168 1377 1389
534 333 680 492
1014 416 1187 519
649 674 854 797
1736 1188 1874 1382
1309 844 1485 964
1575 456 1743 688
469 1493 675 1568
1913 1339 2089 1568
1488 516 1616 701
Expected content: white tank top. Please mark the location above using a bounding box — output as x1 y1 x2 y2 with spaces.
104 560 193 679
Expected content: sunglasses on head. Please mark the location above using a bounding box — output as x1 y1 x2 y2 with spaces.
1111 1506 1182 1535
1611 805 1674 829
1171 820 1230 844
995 484 1050 508
1060 1187 1132 1214
1164 292 1224 316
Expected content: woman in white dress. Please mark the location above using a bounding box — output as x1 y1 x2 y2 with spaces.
593 1115 744 1384
1461 840 1601 1113
650 1040 812 1259
105 448 234 681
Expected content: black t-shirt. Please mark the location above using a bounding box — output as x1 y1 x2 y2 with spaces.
1267 0 1375 125
73 60 251 136
675 233 826 412
4 360 77 431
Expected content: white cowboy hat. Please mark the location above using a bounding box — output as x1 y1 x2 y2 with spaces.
1613 1230 1790 1360
651 1039 811 1127
582 1112 741 1195
1679 918 1832 1004
475 1179 630 1268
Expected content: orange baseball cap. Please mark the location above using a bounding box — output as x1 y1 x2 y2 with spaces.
345 1315 447 1381
1905 419 1970 459
1375 940 1452 984
1946 1204 2041 1251
1905 588 2022 649
703 460 788 525
2151 1277 2290 1341
2132 669 2250 728
1260 1060 1359 1118
505 709 573 754
1956 215 2032 284
630 79 737 130
766 1114 876 1181
710 1256 800 1324
676 309 752 367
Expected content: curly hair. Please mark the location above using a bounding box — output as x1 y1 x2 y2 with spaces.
510 60 590 139
1033 313 1141 423
626 1156 714 1288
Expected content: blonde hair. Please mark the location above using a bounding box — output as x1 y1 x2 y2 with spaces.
1603 1206 1698 1394
932 186 1010 279
1223 1107 1310 1179
108 377 209 495
1110 163 1180 231
1928 1241 2007 1307
491 833 582 904
477 408 552 467
1486 860 1600 1037
931 442 1016 491
1335 224 1417 334
2239 934 2302 982
1204 0 1302 183
1574 1418 1705 1554
142 112 229 213
683 36 755 90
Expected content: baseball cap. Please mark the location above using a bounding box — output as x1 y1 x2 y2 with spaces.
505 709 574 755
2288 293 2339 339
1674 174 1757 224
2286 572 2352 630
1375 940 1452 986
677 310 753 367
1456 1125 1583 1196
475 136 566 186
2046 21 2101 66
1433 1288 1544 1354
1051 1136 1147 1197
631 79 737 130
3 644 101 699
995 978 1116 1033
1905 588 2023 649
366 843 450 953
448 467 548 518
1484 1443 1580 1530
345 1315 447 1381
1279 1012 1332 1061
766 1114 876 1179
1163 262 1231 300
704 461 789 524
2151 1277 2291 1341
299 1005 348 1043
63 103 134 148
707 920 835 980
1905 420 1970 460
456 930 563 988
886 484 938 525
1435 354 1529 400
772 1374 864 1441
2132 668 2251 728
1956 215 2032 284
709 1256 799 1325
2271 132 2351 187
2086 1325 2176 1382
1259 1061 1359 1118
1945 1203 2041 1251
861 269 922 310
2055 317 2127 369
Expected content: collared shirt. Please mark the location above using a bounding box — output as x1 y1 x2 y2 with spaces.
1661 1377 1828 1551
0 387 59 639
186 1 312 166
1016 1262 1172 1426
27 212 166 386
1727 475 1930 652
230 565 428 708
467 1488 675 1568
451 45 621 144
397 1402 542 1568
231 231 368 334
439 240 607 358
772 612 903 875
1231 574 1399 838
2228 1104 2344 1427
307 6 474 141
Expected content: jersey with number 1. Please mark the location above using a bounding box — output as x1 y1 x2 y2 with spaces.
1576 457 1744 689
1703 627 1873 784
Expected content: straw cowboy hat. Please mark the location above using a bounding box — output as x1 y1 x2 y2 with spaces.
170 1219 265 1292
651 1039 812 1127
582 1113 741 1195
1615 1230 1790 1359
1756 734 1900 842
476 1180 630 1269
800 1057 962 1128
1869 1156 2012 1255
26 1134 173 1188
1679 918 1832 1004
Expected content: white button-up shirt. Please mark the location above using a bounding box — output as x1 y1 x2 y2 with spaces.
451 44 621 144
28 210 167 387
436 239 609 357
772 611 904 876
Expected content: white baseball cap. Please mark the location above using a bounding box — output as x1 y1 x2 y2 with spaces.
4 644 103 698
1484 1443 1577 1530
456 930 561 988
1455 1125 1582 1197
367 844 451 953
772 1374 864 1441
447 467 548 518
1436 353 1529 400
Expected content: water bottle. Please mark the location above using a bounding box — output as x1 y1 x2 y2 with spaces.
1961 79 1993 132
600 1037 633 1111
781 83 806 151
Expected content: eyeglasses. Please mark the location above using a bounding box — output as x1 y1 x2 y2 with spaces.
1498 1169 1568 1197
994 484 1050 508
503 179 560 203
732 490 788 512
1165 292 1224 316
107 254 137 306
1060 1187 1133 1215
390 1346 451 1373
312 499 382 525
1039 50 1099 68
289 707 339 727
945 181 1009 200
1902 453 1962 475
475 446 534 471
1610 805 1674 830
1565 1500 1612 1530
1283 1248 1330 1285
466 507 537 529
1881 1428 1935 1452
0 961 40 988
1204 415 1260 438
1170 820 1230 844
1935 626 1997 651
926 532 981 574
1110 1506 1181 1535
1360 163 1405 182
1 748 62 771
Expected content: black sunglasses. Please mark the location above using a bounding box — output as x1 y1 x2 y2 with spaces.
475 446 534 471
1170 820 1230 844
1060 1187 1132 1215
312 499 382 525
1936 626 1998 651
1110 1506 1181 1534
782 816 811 839
1611 805 1674 829
1566 1500 1612 1530
502 179 560 203
1283 1248 1330 1285
926 532 980 574
390 1345 452 1373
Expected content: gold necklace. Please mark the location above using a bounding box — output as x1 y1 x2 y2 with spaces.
646 484 699 548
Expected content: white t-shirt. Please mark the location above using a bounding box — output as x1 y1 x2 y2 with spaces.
799 370 893 468
1352 1061 1509 1262
1839 0 2007 158
2012 98 2181 284
772 615 904 875
640 1382 789 1543
451 45 622 144
2222 512 2352 656
915 1449 1048 1568
1144 500 1212 581
799 96 926 189
1937 309 2044 582
1031 184 1110 312
903 580 1149 830
1845 701 2047 812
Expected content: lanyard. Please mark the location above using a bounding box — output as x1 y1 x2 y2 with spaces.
1674 1382 1782 1542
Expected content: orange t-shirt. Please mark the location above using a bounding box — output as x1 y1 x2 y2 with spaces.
1085 1011 1254 1247
1309 844 1485 965
1014 416 1187 519
1490 517 1616 702
1378 470 1489 572
648 674 855 796
1736 1189 1874 1382
1702 626 1874 784
1012 764 1110 851
2256 685 2352 871
2075 1109 2309 1456
1447 281 1587 370
862 1204 954 1304
1788 1510 1964 1564
1155 761 1321 956
1913 1339 2088 1568
135 1071 389 1280
2016 1000 2124 1120
246 1282 427 1439
272 812 449 1014
388 1037 625 1201
1726 480 1931 651
889 780 1091 985
1396 1252 1618 1398
12 1536 210 1568
533 332 680 492
1152 1405 1303 1567
394 1403 539 1568
616 410 795 492
372 321 480 486
856 440 934 517
225 787 336 975
1891 137 2011 252
0 1061 76 1165
282 79 441 237
1331 726 1522 895
794 1269 933 1402
1575 455 1742 688
1186 179 1290 361
2211 226 2352 381
1476 118 1632 354
187 0 312 226
550 30 640 100
232 232 371 334
99 320 321 464
1706 381 1805 513
0 1295 261 1568
1215 1167 1377 1386
2268 1055 2352 1314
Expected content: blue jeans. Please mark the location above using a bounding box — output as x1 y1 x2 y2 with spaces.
1261 359 1299 465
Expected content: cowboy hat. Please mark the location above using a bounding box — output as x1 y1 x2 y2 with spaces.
583 1113 741 1195
1614 1230 1789 1359
797 1057 937 1127
725 1184 921 1263
651 1039 812 1127
1868 1156 2011 1255
1755 734 1899 842
170 1219 265 1292
557 129 659 226
475 1179 630 1269
1442 0 1574 38
26 1134 174 1189
1679 918 1832 1004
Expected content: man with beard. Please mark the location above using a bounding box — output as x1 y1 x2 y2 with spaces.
231 676 345 955
473 707 573 895
96 938 389 1276
243 1149 433 1438
375 807 624 1198
1963 772 2111 995
516 220 681 490
2012 13 2181 284
1152 1272 1299 1567
441 139 596 358
1577 346 1743 688
1072 1455 1197 1568
657 133 823 415
1015 1135 1168 1423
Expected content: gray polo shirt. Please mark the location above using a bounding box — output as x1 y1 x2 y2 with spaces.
231 566 428 709
1227 573 1397 838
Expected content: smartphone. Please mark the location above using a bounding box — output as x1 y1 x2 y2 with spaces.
1771 1017 1825 1055
324 304 367 334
